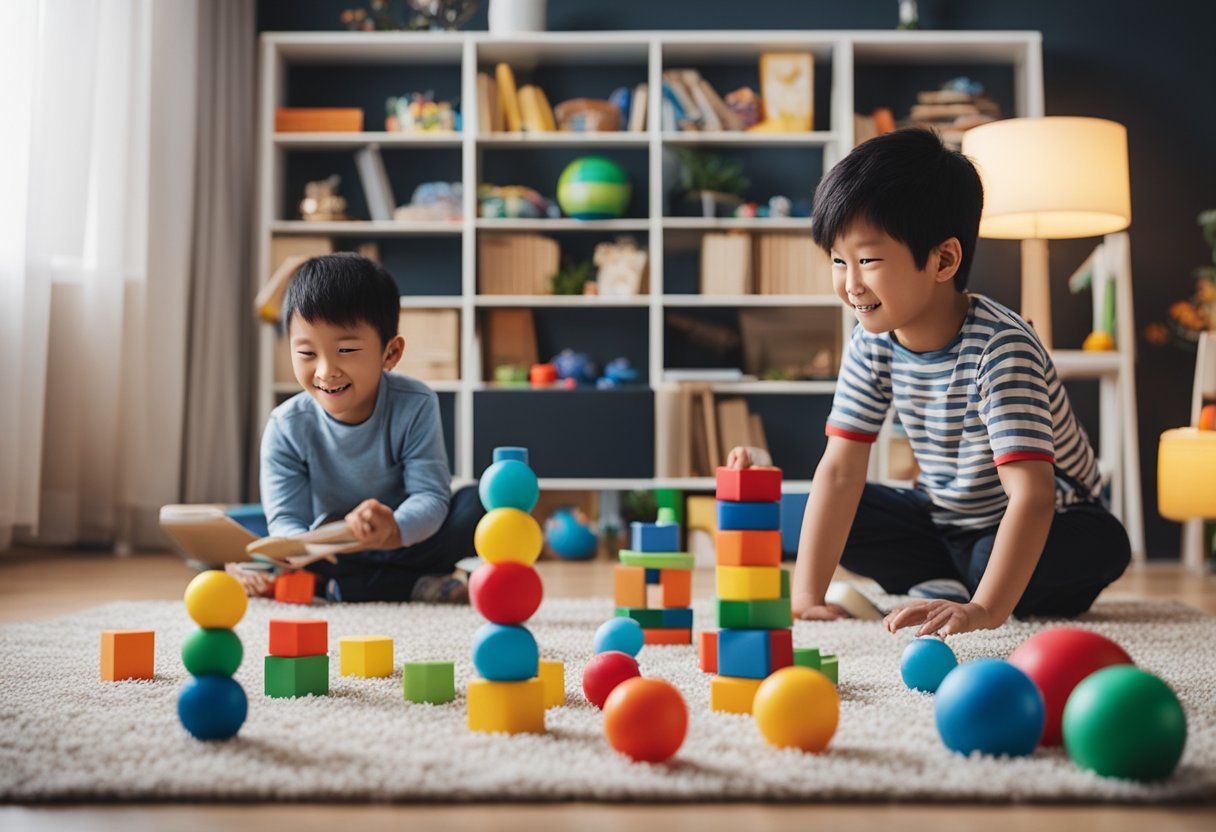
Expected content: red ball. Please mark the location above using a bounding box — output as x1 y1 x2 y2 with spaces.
1008 627 1133 746
468 562 543 624
581 650 641 709
603 677 688 763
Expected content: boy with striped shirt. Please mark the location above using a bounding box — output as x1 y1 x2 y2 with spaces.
734 128 1129 637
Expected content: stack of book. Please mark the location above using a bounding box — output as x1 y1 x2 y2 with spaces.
901 86 1001 148
477 63 647 133
656 386 770 478
660 68 747 132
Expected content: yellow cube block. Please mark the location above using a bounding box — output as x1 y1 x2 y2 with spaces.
538 659 565 708
339 635 394 678
467 678 546 734
687 495 718 534
710 675 763 714
716 565 781 601
1158 427 1216 520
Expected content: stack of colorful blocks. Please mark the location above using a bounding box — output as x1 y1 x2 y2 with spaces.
177 571 248 740
614 509 694 644
467 446 551 734
265 618 329 698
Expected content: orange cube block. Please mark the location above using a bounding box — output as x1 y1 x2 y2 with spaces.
100 630 154 681
659 567 692 608
642 627 692 645
274 570 316 605
614 565 646 608
698 630 718 673
716 530 782 567
269 619 328 657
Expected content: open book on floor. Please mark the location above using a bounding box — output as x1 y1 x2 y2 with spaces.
244 521 362 569
159 505 359 569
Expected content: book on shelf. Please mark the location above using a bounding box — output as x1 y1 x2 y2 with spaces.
518 84 556 132
700 232 752 295
353 143 396 221
757 52 813 132
274 107 363 132
695 77 744 131
609 86 631 128
656 385 771 477
495 62 523 132
662 70 703 128
476 72 494 134
628 83 648 131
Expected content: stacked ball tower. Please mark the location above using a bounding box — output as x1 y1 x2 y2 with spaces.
178 571 249 740
467 446 553 733
613 508 694 644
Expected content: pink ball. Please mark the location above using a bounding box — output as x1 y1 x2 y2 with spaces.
469 562 543 624
581 650 640 709
1008 627 1133 746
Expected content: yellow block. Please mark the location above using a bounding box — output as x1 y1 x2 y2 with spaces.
716 565 781 601
686 495 718 534
1158 427 1216 520
467 678 546 734
614 565 646 608
339 635 394 678
710 675 763 714
538 659 565 709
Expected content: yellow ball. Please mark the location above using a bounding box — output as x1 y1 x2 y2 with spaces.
474 508 543 565
183 571 248 629
753 666 839 752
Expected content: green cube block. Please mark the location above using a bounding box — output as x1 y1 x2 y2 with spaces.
715 598 792 629
819 654 839 685
792 646 821 670
264 654 329 698
616 607 665 628
619 550 695 570
780 568 790 599
403 661 455 704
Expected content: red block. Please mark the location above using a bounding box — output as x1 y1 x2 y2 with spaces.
660 568 692 608
769 629 793 671
698 630 718 673
274 570 316 605
643 628 691 645
269 619 328 657
716 467 782 502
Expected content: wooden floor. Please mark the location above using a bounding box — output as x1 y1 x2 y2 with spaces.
2 549 1214 830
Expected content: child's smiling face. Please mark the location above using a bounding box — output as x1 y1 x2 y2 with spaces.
289 315 403 424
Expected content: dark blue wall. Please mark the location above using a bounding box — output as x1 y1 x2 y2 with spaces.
259 0 1216 558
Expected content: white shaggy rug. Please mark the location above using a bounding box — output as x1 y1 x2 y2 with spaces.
1 594 1214 803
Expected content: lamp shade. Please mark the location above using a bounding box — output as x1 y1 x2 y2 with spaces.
962 117 1131 240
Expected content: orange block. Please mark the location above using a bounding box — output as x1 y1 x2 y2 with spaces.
614 565 646 608
716 530 782 567
698 630 718 673
660 568 692 608
274 570 316 605
642 627 692 645
100 630 154 681
269 619 328 657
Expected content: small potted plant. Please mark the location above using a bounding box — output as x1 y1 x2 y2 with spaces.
672 148 750 218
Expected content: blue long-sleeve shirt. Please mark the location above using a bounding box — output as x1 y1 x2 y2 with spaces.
259 372 450 549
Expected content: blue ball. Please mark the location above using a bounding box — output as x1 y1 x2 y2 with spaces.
177 674 247 740
479 459 539 512
935 659 1045 757
900 637 958 693
546 508 598 560
471 622 539 681
594 617 644 657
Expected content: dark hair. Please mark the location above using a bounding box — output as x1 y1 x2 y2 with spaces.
281 253 400 347
811 128 983 291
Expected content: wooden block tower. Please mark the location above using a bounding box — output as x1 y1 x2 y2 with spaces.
265 618 329 698
613 509 693 644
467 446 548 734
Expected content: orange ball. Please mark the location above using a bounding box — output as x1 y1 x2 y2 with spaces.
603 677 688 763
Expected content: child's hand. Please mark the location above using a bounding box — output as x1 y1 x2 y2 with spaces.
345 499 403 550
793 602 849 621
884 600 994 637
225 563 275 598
726 446 773 469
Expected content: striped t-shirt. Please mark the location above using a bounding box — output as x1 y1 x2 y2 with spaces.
826 294 1101 529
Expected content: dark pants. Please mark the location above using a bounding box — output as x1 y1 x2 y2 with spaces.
305 485 485 602
839 483 1131 618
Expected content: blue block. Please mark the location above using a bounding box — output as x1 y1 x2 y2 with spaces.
660 607 694 628
630 521 680 552
471 623 538 681
718 629 771 679
645 568 661 584
492 446 529 464
780 492 808 556
717 501 780 531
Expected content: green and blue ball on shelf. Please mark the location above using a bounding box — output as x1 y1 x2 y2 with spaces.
557 156 631 220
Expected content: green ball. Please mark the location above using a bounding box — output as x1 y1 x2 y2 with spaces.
1062 665 1186 781
557 156 631 219
181 628 244 677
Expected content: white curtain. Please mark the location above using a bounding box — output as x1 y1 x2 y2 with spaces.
0 0 199 550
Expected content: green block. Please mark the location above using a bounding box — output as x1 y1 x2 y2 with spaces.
716 598 792 629
403 661 455 704
619 550 695 569
265 654 329 698
655 489 684 525
780 568 790 599
792 646 821 670
819 654 838 685
616 607 665 628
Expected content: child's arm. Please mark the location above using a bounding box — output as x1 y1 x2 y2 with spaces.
884 459 1056 636
389 391 451 549
791 436 873 620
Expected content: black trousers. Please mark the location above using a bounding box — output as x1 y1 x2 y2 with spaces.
839 483 1131 618
305 485 485 602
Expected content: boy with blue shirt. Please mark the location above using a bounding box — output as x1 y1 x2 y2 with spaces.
731 128 1130 636
229 253 482 602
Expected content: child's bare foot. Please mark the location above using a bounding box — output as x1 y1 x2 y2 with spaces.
225 563 275 598
410 572 469 604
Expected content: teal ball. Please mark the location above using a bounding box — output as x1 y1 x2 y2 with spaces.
479 459 539 512
181 628 243 677
557 156 631 220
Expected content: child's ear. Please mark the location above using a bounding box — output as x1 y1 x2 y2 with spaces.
382 335 405 371
933 237 963 285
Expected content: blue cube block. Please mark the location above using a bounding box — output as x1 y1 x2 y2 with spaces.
717 629 771 679
717 501 780 531
644 568 661 585
630 521 680 552
660 607 694 628
780 492 808 556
